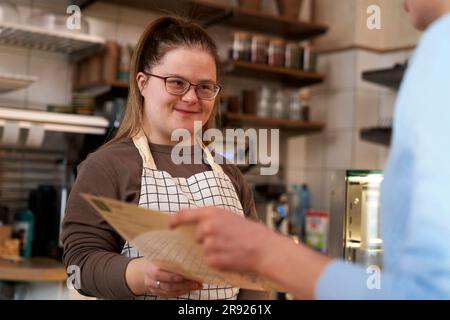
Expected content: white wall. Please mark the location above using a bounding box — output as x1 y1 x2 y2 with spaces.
284 47 415 212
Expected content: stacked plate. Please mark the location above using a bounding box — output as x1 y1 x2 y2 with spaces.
0 73 38 93
72 94 95 115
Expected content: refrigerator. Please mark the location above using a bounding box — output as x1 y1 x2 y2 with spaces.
328 170 384 268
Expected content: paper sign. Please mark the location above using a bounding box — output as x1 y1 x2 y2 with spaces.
81 194 280 291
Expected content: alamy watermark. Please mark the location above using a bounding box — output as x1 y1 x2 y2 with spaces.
171 121 279 175
66 265 81 290
366 265 381 290
367 5 382 30
66 5 81 31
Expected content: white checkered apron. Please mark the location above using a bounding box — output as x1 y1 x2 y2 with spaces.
121 132 243 300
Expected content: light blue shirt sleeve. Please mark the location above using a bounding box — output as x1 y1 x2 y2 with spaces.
316 13 450 299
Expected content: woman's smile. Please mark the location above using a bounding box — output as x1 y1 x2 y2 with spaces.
173 106 201 115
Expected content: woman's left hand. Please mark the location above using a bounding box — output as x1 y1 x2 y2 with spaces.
169 207 276 275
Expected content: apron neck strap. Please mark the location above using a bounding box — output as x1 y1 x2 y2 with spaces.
132 130 224 174
132 131 157 169
200 140 225 175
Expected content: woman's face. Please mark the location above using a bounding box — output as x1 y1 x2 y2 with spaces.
138 47 217 145
403 0 443 30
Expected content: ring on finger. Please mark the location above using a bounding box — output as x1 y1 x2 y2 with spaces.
155 280 161 289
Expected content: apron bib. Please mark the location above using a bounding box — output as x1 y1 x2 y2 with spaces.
122 132 244 300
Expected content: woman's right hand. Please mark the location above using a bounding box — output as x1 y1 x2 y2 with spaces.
126 258 203 298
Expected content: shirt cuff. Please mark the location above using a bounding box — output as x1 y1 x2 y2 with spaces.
315 260 369 300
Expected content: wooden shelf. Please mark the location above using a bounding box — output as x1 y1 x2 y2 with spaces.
222 112 324 135
74 80 129 97
74 60 325 95
0 257 67 282
362 63 406 90
224 60 324 87
360 127 392 146
75 0 328 41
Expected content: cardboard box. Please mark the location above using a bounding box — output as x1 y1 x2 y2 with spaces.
0 225 12 244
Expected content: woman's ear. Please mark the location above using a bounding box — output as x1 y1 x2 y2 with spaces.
136 72 147 96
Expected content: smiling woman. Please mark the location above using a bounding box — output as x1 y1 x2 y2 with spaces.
60 16 269 301
136 47 220 144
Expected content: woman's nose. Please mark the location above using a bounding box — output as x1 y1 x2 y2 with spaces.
182 86 199 103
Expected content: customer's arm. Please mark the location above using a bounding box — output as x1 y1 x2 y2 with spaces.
228 165 272 300
316 14 450 299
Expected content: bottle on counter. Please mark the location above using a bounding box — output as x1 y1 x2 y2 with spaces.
13 208 35 258
288 184 301 234
298 184 311 241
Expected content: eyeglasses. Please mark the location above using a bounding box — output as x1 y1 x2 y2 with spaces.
144 72 222 101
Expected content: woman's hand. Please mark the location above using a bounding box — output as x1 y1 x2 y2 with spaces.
126 258 203 298
169 207 278 275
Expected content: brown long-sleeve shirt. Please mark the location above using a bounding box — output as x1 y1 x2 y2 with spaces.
61 138 269 299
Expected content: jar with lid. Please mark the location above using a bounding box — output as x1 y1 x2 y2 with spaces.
257 86 271 117
285 42 300 69
302 44 318 72
251 35 269 64
268 38 285 67
231 32 251 61
273 90 286 118
300 89 311 121
288 90 301 120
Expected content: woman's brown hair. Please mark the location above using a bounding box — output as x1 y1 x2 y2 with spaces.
105 16 221 146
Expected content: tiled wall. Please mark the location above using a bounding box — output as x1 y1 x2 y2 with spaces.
0 1 74 111
285 48 415 211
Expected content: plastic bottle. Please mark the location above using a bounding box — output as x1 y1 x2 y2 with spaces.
298 184 311 241
13 208 35 258
288 184 301 233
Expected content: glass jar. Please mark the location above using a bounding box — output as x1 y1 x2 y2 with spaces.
231 32 251 61
288 91 301 120
300 89 311 121
251 35 269 64
285 42 300 69
268 38 285 67
257 86 271 117
302 44 318 72
273 90 286 118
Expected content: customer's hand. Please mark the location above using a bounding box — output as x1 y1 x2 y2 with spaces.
126 258 203 297
169 206 276 275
